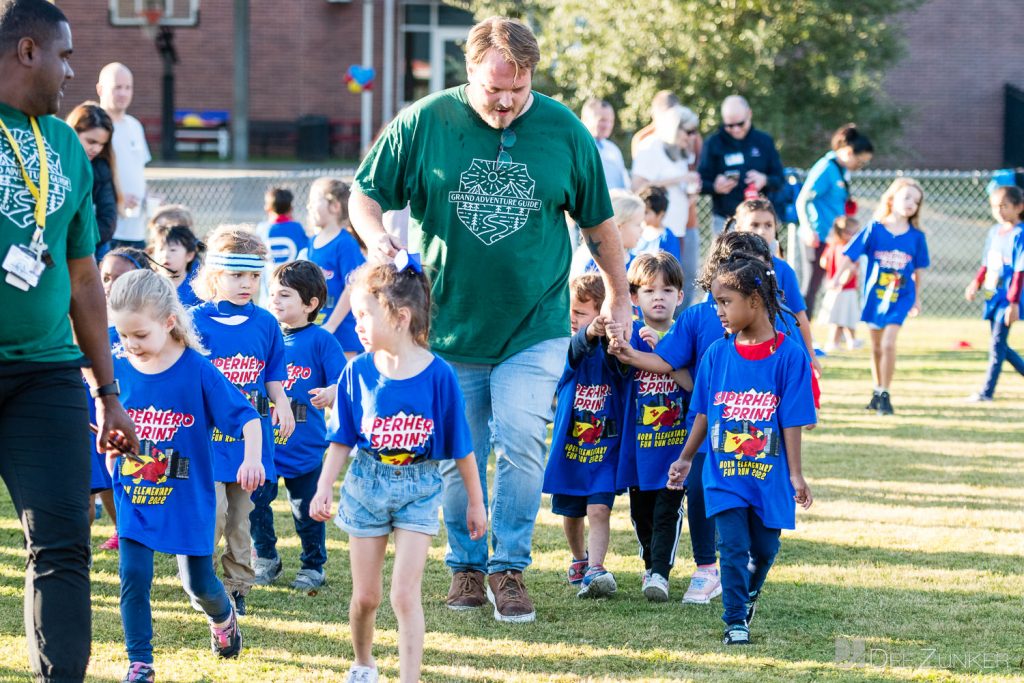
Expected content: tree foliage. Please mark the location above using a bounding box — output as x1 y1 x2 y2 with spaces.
465 0 921 165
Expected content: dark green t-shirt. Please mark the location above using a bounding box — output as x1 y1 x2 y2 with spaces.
0 101 99 363
354 85 612 364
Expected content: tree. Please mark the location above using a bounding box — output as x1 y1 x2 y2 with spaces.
465 0 921 165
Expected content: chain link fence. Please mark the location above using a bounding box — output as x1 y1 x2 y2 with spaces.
147 168 997 318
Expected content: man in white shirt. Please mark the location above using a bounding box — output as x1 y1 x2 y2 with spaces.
97 62 150 248
580 98 629 191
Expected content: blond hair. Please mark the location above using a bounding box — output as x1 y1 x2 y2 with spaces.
610 189 644 231
465 16 540 77
874 177 926 231
149 204 194 231
109 269 206 353
194 226 267 301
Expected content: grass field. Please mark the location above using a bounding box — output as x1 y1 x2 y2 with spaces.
0 317 1022 682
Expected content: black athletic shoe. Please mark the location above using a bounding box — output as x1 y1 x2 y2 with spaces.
744 590 760 627
723 623 751 645
876 391 894 415
231 591 246 616
865 391 880 411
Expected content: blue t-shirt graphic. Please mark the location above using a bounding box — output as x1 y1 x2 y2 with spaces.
327 354 472 464
691 335 816 530
192 300 288 482
617 320 689 491
543 328 628 497
112 348 259 556
268 219 308 265
844 222 930 327
979 223 1024 321
304 230 365 353
273 324 346 478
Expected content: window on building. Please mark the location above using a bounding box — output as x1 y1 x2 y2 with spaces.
401 1 474 106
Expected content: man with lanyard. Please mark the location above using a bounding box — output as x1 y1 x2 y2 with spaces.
350 16 631 623
0 1 138 680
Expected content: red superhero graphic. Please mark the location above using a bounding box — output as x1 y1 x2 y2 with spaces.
572 416 604 445
723 424 769 460
642 398 682 432
120 444 170 485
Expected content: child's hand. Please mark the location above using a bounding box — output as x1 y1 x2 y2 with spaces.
273 400 296 439
309 385 337 410
237 461 266 493
1007 306 1020 326
908 303 921 318
811 355 823 378
964 281 979 302
466 500 487 541
791 473 813 509
639 325 660 348
587 315 609 340
605 337 633 362
309 487 335 522
605 321 628 344
667 457 691 490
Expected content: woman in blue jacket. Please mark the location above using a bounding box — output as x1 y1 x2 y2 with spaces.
796 124 873 317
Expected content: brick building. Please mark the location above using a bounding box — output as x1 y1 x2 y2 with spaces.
53 0 1019 169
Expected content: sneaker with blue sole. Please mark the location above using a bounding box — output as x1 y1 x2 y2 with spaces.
576 565 617 598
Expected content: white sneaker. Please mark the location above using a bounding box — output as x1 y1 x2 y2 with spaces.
640 568 652 591
345 665 378 683
682 566 722 604
642 572 669 602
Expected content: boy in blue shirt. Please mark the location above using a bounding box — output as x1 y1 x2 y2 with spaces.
264 188 308 266
251 261 346 593
542 274 627 598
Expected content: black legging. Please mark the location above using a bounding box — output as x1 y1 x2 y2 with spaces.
801 241 828 320
0 363 91 682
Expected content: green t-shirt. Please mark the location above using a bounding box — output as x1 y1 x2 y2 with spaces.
354 85 613 364
0 101 99 363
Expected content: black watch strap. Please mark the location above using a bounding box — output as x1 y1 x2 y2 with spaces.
90 380 120 398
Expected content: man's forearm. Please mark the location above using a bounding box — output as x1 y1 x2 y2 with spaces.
349 188 388 246
69 257 114 388
580 219 629 301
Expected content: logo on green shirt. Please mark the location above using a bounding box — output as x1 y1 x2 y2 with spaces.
0 127 70 230
448 159 542 245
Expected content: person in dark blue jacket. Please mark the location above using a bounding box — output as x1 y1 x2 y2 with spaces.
698 96 784 235
67 101 119 258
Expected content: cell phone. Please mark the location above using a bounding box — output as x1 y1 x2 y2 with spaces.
724 170 741 179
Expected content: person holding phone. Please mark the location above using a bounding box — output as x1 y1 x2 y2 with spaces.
698 95 784 235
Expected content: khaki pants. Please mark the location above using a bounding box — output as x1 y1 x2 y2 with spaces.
215 482 255 595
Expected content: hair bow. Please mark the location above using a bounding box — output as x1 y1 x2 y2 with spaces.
394 250 422 274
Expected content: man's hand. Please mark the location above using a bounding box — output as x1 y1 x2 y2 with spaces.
745 169 767 190
601 295 632 345
95 396 139 454
713 174 739 195
370 232 403 262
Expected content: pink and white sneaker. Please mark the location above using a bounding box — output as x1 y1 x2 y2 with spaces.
682 566 722 604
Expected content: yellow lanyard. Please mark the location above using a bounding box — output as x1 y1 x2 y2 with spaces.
0 116 49 234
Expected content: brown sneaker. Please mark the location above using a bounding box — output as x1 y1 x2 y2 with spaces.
445 570 486 610
486 570 536 623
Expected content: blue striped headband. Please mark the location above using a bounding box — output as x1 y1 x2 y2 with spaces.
206 252 265 272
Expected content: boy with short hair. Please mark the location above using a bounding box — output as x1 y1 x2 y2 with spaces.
251 260 346 592
542 274 628 598
607 252 692 602
632 186 682 267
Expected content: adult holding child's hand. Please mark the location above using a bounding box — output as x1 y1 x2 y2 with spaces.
349 16 630 624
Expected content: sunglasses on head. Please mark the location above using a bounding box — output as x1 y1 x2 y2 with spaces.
496 128 517 166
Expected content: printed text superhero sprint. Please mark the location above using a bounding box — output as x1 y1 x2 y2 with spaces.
211 354 266 385
364 412 434 451
126 407 195 441
713 390 780 422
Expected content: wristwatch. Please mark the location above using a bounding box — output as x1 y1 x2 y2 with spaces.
90 380 121 398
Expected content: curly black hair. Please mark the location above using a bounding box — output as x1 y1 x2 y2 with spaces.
713 252 783 333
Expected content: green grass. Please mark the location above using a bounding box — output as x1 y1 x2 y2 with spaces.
0 318 1023 682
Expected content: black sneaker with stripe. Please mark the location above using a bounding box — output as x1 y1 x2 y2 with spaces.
723 623 751 645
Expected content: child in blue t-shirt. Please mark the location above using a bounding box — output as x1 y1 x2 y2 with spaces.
834 178 931 415
106 269 263 681
191 227 295 615
726 198 822 378
542 274 627 599
250 260 346 593
668 252 816 646
148 205 204 308
310 255 486 683
964 185 1024 401
89 247 151 554
264 187 308 265
300 177 366 358
570 190 644 278
606 252 692 603
632 186 682 267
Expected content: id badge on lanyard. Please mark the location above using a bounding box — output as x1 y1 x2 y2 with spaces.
0 116 51 291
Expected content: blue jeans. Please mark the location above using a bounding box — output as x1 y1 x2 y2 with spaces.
981 318 1024 398
714 506 780 626
684 451 718 566
441 337 567 574
250 466 327 571
119 537 232 664
681 228 701 308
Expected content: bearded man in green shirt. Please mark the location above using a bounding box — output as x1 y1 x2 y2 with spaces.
0 1 138 679
351 16 631 624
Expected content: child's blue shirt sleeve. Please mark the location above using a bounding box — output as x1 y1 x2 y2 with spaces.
326 361 359 447
777 345 817 429
843 222 873 261
914 229 931 270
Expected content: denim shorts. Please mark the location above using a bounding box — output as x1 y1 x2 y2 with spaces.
335 453 443 538
551 491 616 518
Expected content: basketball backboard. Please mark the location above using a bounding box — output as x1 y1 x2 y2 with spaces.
108 0 199 28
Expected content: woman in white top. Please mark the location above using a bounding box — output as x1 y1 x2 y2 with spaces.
632 105 702 306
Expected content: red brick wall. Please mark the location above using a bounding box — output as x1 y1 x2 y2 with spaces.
881 0 1020 169
55 1 389 151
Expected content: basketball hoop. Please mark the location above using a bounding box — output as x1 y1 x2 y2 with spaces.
139 5 164 41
